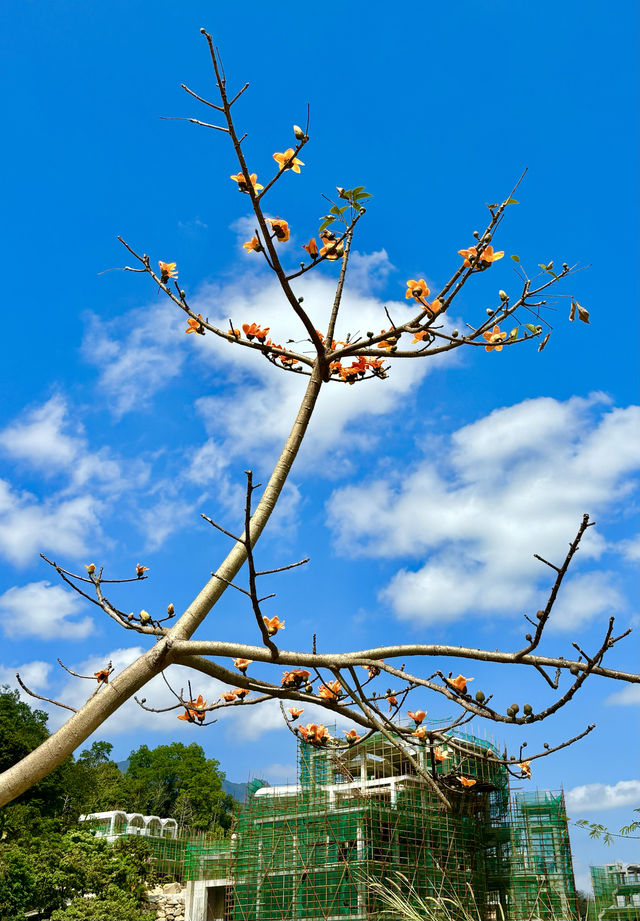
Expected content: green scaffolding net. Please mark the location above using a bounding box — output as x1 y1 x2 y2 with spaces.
184 727 579 921
591 864 640 921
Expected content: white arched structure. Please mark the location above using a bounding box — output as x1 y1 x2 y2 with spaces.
79 810 178 841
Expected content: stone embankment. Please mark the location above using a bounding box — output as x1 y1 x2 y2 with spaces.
143 882 186 921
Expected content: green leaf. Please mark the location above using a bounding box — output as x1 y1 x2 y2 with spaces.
329 205 340 215
352 186 365 194
318 218 334 233
505 198 519 205
356 191 373 199
524 323 539 334
511 254 520 263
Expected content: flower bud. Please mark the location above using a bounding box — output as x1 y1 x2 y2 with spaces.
486 308 494 316
523 703 533 715
499 290 508 301
167 603 175 616
139 610 151 623
452 329 459 338
293 125 305 140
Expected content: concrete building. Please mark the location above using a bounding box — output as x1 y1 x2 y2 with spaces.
183 728 579 921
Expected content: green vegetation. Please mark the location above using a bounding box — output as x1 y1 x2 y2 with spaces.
0 685 233 919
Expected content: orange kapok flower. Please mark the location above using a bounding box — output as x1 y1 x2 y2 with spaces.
281 669 310 689
178 694 207 722
268 218 290 242
319 234 344 260
302 237 319 258
386 695 398 711
458 245 505 270
230 172 263 193
263 615 285 636
408 709 426 725
185 314 205 335
412 727 427 740
158 261 178 283
446 674 474 695
273 149 305 173
318 680 342 701
233 688 249 700
242 322 270 342
343 729 361 742
135 563 149 578
377 329 399 351
94 667 110 684
298 723 330 745
519 761 532 779
339 364 360 385
85 563 96 575
228 327 240 337
234 658 252 673
287 707 304 720
220 691 238 703
243 236 263 253
434 746 447 763
459 776 477 788
483 324 507 352
405 279 430 304
362 664 381 679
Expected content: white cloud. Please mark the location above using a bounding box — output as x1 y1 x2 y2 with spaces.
0 397 79 470
190 271 455 471
0 397 153 564
327 396 640 629
0 481 103 565
345 249 394 293
616 536 640 562
606 684 640 706
0 581 93 640
565 780 640 813
546 572 625 632
0 396 126 492
82 302 187 418
0 659 52 693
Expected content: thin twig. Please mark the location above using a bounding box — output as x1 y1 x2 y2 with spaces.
16 674 77 713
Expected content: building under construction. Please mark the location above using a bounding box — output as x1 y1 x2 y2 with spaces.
183 726 579 921
590 863 640 920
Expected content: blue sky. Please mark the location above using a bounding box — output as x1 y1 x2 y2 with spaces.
1 0 638 890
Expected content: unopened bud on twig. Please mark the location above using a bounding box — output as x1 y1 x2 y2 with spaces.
499 290 508 301
293 124 305 140
139 610 151 624
167 603 175 616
